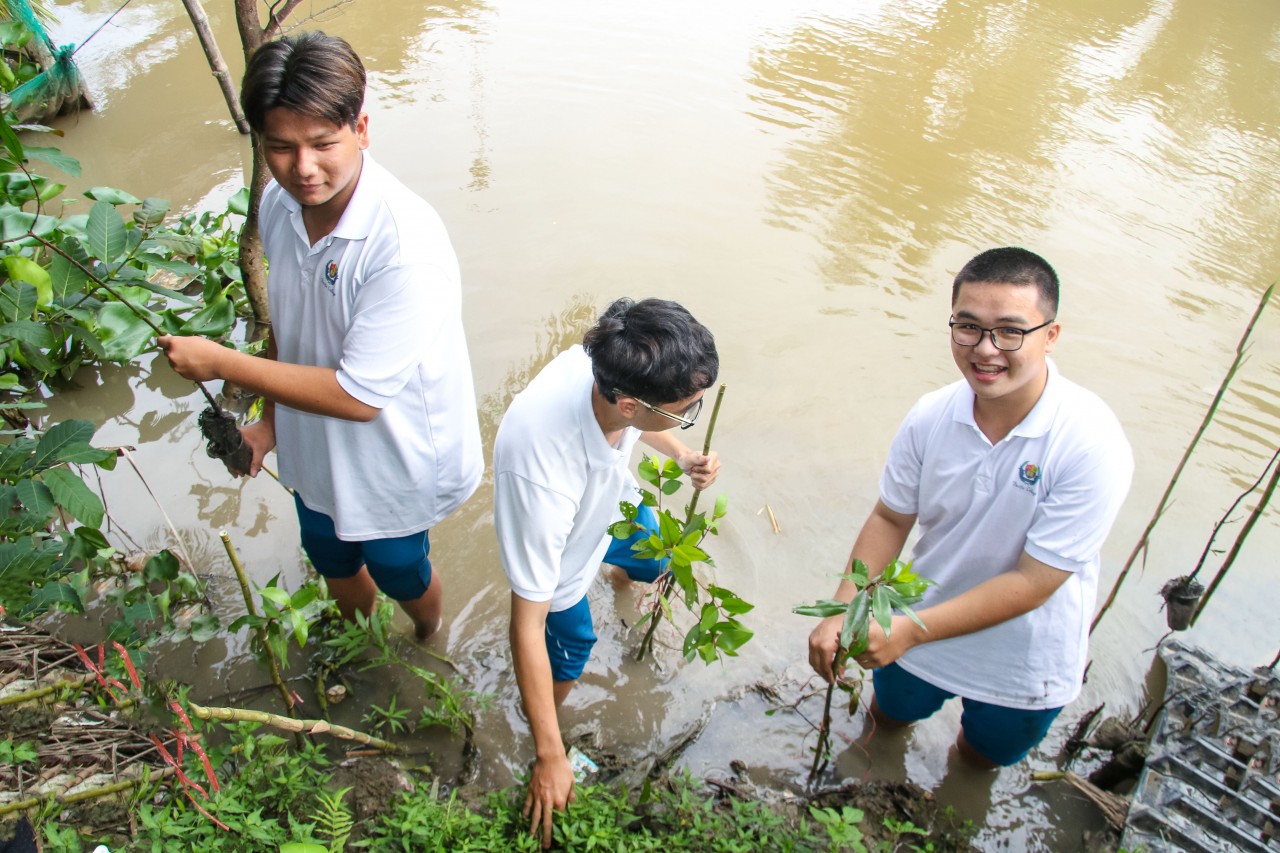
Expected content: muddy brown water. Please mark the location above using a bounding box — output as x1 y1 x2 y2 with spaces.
34 0 1280 847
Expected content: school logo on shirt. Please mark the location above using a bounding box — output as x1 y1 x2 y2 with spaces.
323 260 339 294
1017 461 1043 488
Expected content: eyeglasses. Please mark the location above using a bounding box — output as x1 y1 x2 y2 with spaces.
613 390 703 429
948 317 1055 352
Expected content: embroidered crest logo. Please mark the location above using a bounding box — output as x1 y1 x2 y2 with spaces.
323 261 339 293
1018 461 1043 487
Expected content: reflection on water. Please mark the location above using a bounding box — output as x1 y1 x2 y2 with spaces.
34 0 1280 847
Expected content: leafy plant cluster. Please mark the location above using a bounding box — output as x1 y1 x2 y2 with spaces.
793 559 934 779
612 453 753 664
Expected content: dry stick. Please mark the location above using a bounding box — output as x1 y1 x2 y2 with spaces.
0 672 96 707
119 447 202 597
635 383 727 662
1190 456 1279 626
219 531 296 717
187 702 399 753
1091 282 1275 634
1187 446 1280 582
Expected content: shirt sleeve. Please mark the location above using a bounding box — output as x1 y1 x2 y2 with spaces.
1024 426 1134 573
879 399 927 515
336 260 456 408
494 471 578 603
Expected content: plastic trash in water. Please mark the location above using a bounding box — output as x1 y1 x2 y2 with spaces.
567 746 598 783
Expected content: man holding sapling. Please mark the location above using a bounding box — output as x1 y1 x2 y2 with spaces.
159 33 482 642
494 297 720 848
807 247 1132 768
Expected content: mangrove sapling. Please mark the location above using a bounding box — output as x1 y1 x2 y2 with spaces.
611 385 755 664
793 559 933 781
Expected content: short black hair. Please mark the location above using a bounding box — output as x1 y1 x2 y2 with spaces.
241 32 366 133
584 298 718 405
952 247 1059 316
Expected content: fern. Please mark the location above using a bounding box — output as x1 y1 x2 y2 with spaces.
311 786 355 853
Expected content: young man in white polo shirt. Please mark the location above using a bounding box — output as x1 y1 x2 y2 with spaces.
159 32 482 641
807 247 1132 768
494 297 720 848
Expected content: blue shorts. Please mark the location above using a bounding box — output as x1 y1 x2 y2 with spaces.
871 662 1063 766
543 505 667 681
294 493 432 602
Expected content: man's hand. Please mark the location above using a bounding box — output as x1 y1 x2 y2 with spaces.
156 335 230 382
524 752 575 849
677 449 720 490
857 614 923 670
235 420 276 478
807 613 845 683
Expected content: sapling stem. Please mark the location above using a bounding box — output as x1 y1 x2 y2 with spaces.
220 530 296 717
636 384 726 662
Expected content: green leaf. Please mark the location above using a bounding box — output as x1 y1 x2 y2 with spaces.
0 280 36 322
30 420 96 472
176 291 234 336
699 603 717 632
132 197 170 228
0 116 23 162
4 256 52 306
840 593 871 655
227 186 250 216
189 614 220 642
41 467 105 528
637 456 660 487
259 586 290 607
23 581 83 615
48 250 90 302
716 625 753 654
0 320 52 348
280 843 327 853
74 526 111 552
713 493 728 519
793 600 848 618
14 478 53 518
718 595 754 616
86 200 128 262
660 458 683 479
144 550 180 582
660 478 682 496
291 610 310 648
96 302 158 361
872 585 892 636
84 187 143 206
23 146 81 177
681 623 703 658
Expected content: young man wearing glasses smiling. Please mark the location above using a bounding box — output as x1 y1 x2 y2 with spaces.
808 247 1133 770
493 297 720 848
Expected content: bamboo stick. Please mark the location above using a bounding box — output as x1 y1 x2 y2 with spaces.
0 673 95 707
220 531 296 716
636 384 727 662
1187 446 1280 581
0 766 178 817
1092 282 1274 634
187 702 399 753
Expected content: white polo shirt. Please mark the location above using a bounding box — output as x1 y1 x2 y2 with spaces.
881 358 1132 709
261 153 482 540
493 346 643 612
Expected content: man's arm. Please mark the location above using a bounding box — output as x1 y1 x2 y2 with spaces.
156 334 378 422
509 592 575 849
807 500 916 681
857 551 1071 668
639 430 720 490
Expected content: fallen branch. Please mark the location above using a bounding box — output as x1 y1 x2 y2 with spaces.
187 702 400 753
0 765 179 818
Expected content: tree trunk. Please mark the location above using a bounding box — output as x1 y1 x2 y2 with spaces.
179 0 249 134
233 0 271 327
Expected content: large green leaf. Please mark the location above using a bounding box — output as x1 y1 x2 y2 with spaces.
0 207 58 243
132 197 170 228
0 117 23 162
227 186 250 216
49 249 90 301
60 323 107 359
86 200 127 263
23 146 81 177
30 419 96 472
41 466 105 528
14 478 53 518
0 320 53 348
84 187 142 206
96 302 158 361
0 281 35 322
4 256 52 306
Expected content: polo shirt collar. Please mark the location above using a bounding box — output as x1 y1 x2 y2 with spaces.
952 356 1061 440
576 376 628 471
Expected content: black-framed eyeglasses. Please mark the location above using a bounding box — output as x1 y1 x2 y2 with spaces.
948 317 1055 352
613 389 703 429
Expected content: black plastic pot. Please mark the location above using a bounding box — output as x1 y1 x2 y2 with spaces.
1160 576 1205 631
198 406 252 476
